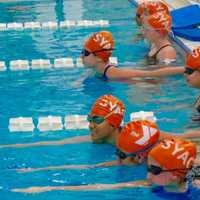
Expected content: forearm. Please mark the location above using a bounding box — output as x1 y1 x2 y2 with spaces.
0 135 90 149
17 164 93 173
140 66 184 77
12 180 150 193
94 160 119 167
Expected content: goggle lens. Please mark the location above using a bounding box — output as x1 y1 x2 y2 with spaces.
81 49 91 57
87 115 104 124
184 67 195 75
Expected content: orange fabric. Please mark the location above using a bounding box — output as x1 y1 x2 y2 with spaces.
117 120 160 153
137 1 169 17
147 12 172 35
90 94 125 128
84 31 114 62
149 139 197 177
186 47 200 70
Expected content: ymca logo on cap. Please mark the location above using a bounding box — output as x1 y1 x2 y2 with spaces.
153 12 171 30
132 124 158 146
99 95 124 115
93 33 113 49
191 47 200 58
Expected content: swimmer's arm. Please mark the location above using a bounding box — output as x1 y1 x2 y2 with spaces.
17 164 94 173
107 66 184 79
160 130 200 140
94 160 119 167
0 135 91 149
17 160 120 173
12 180 150 193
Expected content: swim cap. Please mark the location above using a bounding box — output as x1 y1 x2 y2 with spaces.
90 94 125 128
149 139 197 177
136 1 169 17
117 120 160 154
84 31 114 62
147 12 172 35
186 47 200 70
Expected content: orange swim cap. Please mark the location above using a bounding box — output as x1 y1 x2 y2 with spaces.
117 120 160 154
84 31 114 62
149 139 197 177
147 12 172 35
137 1 169 17
186 47 200 70
90 94 125 128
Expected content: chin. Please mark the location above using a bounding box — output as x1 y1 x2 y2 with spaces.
91 137 104 144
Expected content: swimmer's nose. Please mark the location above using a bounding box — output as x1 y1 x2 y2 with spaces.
89 122 95 130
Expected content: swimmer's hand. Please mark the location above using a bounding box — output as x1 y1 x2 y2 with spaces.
12 186 52 193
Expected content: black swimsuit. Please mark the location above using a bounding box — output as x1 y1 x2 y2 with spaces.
146 44 173 65
102 63 115 80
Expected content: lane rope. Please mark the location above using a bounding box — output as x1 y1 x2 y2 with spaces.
0 20 109 31
0 57 118 72
8 111 156 132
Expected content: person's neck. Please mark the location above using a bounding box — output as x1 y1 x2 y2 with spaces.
106 128 120 146
96 61 109 73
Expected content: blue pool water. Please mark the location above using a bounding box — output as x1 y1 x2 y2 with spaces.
0 0 200 199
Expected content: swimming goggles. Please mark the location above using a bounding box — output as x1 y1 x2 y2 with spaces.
81 48 115 57
184 67 195 75
116 141 157 160
147 165 189 175
115 149 136 160
87 103 119 125
87 115 105 124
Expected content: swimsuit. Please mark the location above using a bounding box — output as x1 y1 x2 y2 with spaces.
146 44 174 65
96 63 115 81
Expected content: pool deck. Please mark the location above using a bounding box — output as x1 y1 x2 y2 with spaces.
132 0 200 55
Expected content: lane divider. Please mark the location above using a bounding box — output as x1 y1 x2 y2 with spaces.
8 111 156 132
0 20 109 31
0 57 118 72
9 115 89 132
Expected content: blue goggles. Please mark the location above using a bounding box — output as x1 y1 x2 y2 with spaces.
87 115 105 124
115 149 136 160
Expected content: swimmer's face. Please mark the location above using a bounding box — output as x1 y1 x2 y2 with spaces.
88 115 114 144
147 157 178 186
141 18 161 42
81 48 98 67
185 69 200 89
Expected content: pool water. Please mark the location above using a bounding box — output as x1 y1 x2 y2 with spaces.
0 0 199 200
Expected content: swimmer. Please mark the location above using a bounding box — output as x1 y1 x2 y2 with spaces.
115 120 200 165
133 1 169 50
135 1 169 26
81 31 183 80
184 47 200 89
12 139 200 194
183 47 200 117
141 12 176 65
15 116 200 173
1 94 200 151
